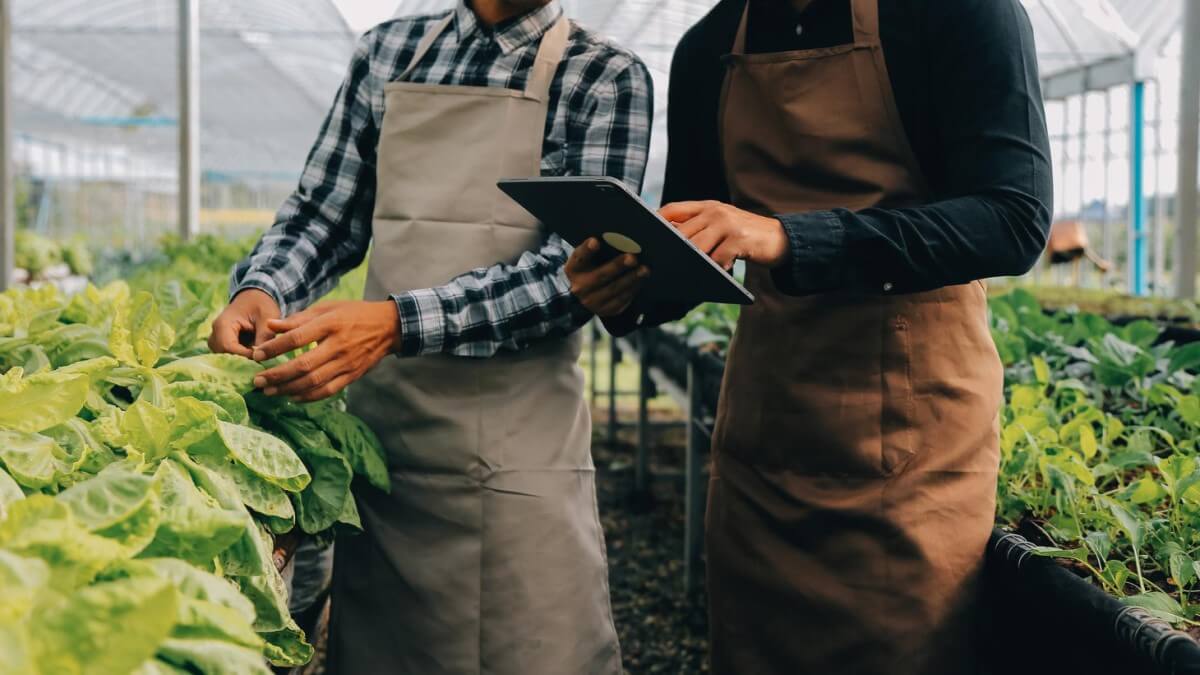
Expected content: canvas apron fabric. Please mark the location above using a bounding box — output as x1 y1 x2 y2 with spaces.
706 1 1004 673
328 14 621 674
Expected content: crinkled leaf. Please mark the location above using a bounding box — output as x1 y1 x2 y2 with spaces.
0 466 25 515
261 618 315 667
165 381 249 424
122 399 172 462
0 495 125 592
33 576 178 675
0 430 67 489
57 464 161 555
157 637 273 675
142 460 245 565
156 354 263 394
212 421 309 492
110 291 176 368
0 368 89 433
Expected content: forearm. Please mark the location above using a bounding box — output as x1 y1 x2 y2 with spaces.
392 235 592 358
771 189 1050 295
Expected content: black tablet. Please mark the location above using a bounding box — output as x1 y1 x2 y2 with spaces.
497 177 754 305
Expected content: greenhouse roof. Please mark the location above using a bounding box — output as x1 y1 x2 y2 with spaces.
11 0 355 178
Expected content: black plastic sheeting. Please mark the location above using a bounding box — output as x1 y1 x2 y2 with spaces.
984 530 1200 674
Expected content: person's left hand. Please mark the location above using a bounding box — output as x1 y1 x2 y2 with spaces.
250 300 401 402
659 201 790 270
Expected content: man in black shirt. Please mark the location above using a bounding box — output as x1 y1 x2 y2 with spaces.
566 0 1051 672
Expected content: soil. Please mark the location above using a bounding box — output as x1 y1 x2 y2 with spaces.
593 416 711 674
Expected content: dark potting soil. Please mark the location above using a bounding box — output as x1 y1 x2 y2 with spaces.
594 430 710 674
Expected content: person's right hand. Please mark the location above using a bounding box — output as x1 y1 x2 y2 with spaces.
564 238 650 318
208 288 282 358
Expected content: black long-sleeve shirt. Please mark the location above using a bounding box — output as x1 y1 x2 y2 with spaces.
629 0 1052 327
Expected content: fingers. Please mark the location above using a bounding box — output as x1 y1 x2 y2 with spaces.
659 201 711 223
589 265 649 309
270 359 348 397
690 226 726 257
570 253 639 296
565 238 604 274
208 314 254 358
253 317 333 362
711 240 741 270
253 342 337 392
292 373 356 403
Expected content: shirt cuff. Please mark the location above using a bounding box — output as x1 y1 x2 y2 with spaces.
231 274 287 315
771 210 847 295
391 289 446 357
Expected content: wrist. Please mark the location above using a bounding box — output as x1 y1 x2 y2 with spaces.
375 300 403 351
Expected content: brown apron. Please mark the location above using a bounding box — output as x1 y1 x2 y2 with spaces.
706 1 1003 673
330 14 620 675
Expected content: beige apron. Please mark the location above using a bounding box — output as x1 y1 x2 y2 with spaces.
706 1 1003 673
330 14 621 674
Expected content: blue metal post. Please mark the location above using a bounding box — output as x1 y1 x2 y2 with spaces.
1130 81 1148 296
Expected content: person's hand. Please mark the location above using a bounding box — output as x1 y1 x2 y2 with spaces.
659 201 790 269
250 300 401 402
208 288 282 357
564 238 650 317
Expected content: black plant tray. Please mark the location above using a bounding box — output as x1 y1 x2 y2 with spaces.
984 529 1200 674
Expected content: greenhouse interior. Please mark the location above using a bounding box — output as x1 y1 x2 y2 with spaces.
2 0 1200 673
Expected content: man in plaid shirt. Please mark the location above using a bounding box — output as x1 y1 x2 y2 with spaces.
209 1 651 671
212 2 651 372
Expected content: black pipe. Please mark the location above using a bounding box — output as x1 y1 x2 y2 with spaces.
986 529 1200 674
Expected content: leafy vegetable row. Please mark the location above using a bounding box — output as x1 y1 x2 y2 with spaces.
0 277 388 673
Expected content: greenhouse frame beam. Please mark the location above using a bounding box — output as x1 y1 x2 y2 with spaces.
1177 0 1200 299
1041 55 1134 101
0 0 12 291
178 0 200 240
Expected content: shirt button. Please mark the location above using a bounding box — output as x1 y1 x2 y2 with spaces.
883 282 894 292
635 313 646 326
795 23 804 36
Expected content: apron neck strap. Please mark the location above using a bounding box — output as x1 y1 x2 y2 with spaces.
522 16 570 101
400 13 454 81
731 0 880 55
850 0 880 43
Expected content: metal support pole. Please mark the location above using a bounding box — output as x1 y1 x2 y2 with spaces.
683 359 705 595
178 0 200 240
635 334 651 494
1177 0 1200 299
1130 81 1148 296
607 337 619 446
1102 89 1113 285
588 320 599 405
1078 96 1088 287
0 0 13 291
1152 80 1167 295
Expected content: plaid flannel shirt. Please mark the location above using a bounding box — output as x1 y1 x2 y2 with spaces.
232 0 653 357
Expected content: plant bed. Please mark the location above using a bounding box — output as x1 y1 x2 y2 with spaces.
984 528 1200 674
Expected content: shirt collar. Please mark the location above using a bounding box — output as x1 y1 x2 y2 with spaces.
454 1 564 54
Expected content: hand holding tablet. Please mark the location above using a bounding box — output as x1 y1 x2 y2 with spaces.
497 177 754 305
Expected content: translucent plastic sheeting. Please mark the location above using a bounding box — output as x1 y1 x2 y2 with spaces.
11 0 355 178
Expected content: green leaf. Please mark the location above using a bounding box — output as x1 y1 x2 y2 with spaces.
34 576 179 675
269 417 354 534
1169 342 1200 374
157 637 273 675
1033 546 1089 563
122 399 172 462
0 368 89 433
308 408 389 492
141 460 245 565
1128 475 1168 505
1078 423 1098 459
200 455 295 525
0 430 67 490
0 495 126 592
1032 356 1051 385
1106 499 1145 550
261 619 315 667
57 464 161 555
165 381 249 424
109 291 176 368
211 421 310 493
0 466 24 514
43 418 118 478
156 354 263 394
1120 592 1186 624
1121 320 1161 348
